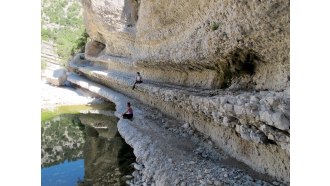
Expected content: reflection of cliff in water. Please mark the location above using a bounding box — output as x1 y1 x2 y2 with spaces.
79 114 136 186
41 108 136 185
41 114 86 168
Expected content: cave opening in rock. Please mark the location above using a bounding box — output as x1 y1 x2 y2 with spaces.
216 48 262 89
86 40 106 57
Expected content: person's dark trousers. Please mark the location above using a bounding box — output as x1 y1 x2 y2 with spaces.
132 81 143 89
123 114 133 119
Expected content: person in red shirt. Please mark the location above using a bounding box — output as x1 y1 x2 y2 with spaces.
122 102 133 119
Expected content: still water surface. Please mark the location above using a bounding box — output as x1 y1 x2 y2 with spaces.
42 159 84 186
41 102 135 186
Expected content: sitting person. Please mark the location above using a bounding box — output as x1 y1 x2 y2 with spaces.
122 102 133 119
132 72 143 90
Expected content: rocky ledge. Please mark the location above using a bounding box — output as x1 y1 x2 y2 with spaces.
68 74 287 185
68 0 290 184
69 54 289 183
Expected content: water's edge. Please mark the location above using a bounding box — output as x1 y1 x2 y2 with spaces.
67 74 287 185
41 102 136 185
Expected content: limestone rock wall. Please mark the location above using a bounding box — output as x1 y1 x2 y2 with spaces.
69 61 289 181
81 0 138 57
67 74 287 185
75 0 290 183
81 0 289 90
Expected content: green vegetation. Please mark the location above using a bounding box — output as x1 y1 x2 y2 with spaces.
41 102 117 168
41 103 116 122
41 28 56 41
41 0 89 65
210 21 220 31
41 114 85 168
41 59 48 70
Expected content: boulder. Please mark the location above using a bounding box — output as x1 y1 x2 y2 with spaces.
45 68 67 86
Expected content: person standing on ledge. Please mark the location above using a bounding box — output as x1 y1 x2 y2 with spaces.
122 102 133 119
132 72 143 90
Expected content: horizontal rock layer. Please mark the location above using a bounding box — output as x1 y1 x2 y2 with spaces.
67 73 287 185
81 0 289 90
76 0 290 183
69 55 289 182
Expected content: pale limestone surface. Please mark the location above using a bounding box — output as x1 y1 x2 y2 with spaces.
68 59 289 183
45 68 67 86
81 0 289 90
74 0 290 184
68 74 287 185
41 77 98 109
71 56 290 151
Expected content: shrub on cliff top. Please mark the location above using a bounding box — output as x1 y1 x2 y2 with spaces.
41 0 88 66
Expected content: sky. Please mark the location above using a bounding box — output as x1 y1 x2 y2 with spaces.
1 0 330 185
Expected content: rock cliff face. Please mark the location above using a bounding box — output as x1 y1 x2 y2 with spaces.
81 0 289 90
71 0 290 183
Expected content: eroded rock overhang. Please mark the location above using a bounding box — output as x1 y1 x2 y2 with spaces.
81 0 289 91
76 0 290 183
